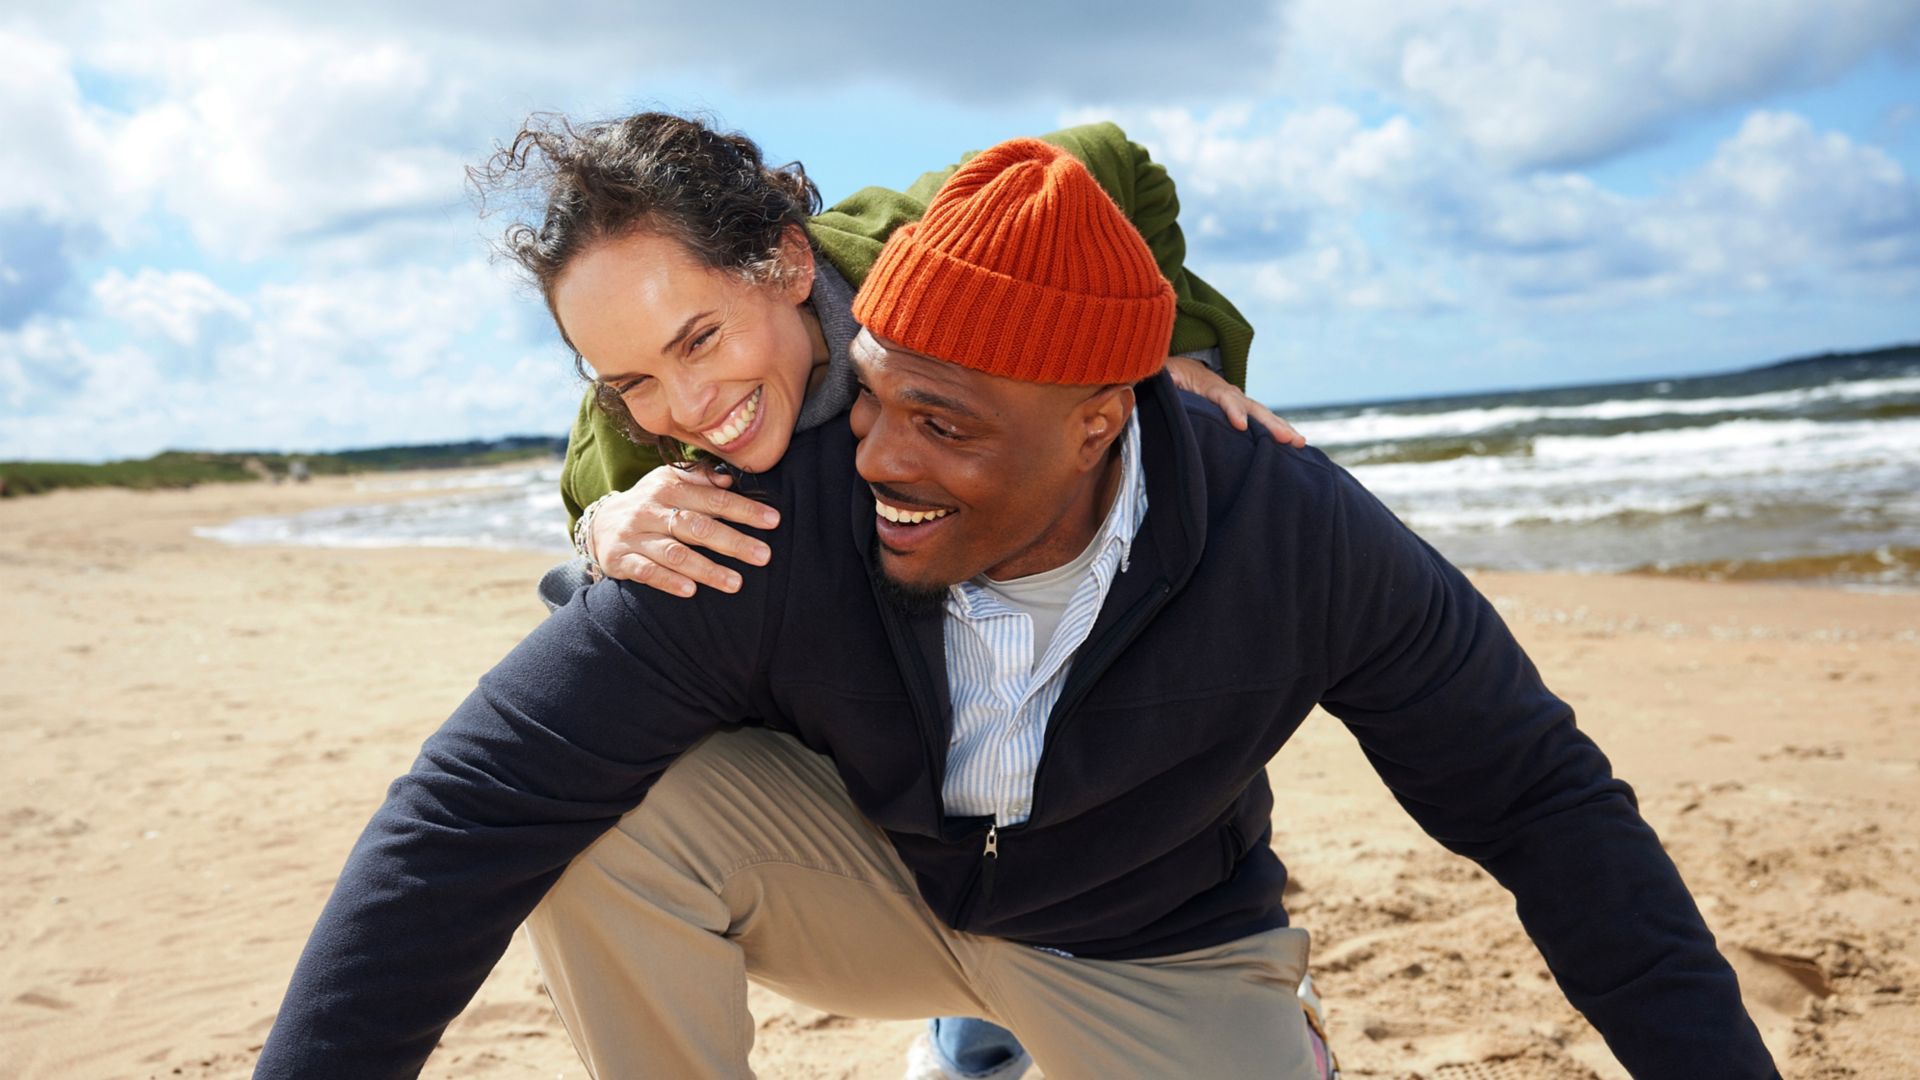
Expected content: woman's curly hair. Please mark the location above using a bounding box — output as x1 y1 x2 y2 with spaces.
471 111 821 460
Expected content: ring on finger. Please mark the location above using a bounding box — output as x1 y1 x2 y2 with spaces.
663 506 682 538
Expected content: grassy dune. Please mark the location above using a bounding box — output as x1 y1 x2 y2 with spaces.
0 438 564 498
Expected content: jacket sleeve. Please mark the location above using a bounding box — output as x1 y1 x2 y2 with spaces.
1315 466 1778 1078
559 389 667 534
254 580 760 1078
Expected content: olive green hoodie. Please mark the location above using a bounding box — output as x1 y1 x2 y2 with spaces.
558 121 1254 529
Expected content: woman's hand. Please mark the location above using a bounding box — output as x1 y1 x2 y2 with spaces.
589 466 782 597
1164 355 1306 447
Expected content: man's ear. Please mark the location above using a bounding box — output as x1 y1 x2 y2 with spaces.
1074 384 1135 471
777 223 816 303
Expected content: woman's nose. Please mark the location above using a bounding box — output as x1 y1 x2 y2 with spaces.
664 377 719 434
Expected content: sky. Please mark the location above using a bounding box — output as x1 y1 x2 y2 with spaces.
2 1 1917 461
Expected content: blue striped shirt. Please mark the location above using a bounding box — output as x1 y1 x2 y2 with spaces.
941 413 1147 825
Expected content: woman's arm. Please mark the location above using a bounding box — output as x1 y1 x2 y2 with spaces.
559 390 665 532
1166 356 1304 448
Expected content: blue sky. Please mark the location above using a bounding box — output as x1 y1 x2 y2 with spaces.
2 1 1917 461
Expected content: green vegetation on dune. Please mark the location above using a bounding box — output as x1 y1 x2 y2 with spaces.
0 437 565 499
0 451 279 496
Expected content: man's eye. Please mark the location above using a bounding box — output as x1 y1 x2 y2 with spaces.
925 418 963 441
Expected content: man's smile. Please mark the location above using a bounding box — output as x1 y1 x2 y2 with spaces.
870 486 958 555
874 498 952 525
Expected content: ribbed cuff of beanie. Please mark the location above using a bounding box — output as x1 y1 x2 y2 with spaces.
853 224 1175 386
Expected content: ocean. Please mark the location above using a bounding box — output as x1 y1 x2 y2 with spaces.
198 348 1920 591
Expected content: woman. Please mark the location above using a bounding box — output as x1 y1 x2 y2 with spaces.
483 113 1301 604
478 112 1326 1080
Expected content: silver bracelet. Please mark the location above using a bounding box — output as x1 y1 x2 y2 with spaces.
573 490 620 579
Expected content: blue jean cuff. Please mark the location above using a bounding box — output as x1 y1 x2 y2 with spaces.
926 1017 1032 1080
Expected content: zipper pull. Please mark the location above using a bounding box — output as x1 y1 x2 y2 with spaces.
983 823 999 858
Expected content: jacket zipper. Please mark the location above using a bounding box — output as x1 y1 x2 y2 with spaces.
871 593 1004 930
979 823 998 911
953 581 1170 930
948 822 998 930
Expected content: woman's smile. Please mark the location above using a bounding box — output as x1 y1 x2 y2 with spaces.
701 385 764 451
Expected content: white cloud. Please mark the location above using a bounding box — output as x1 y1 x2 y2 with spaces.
5 2 1916 453
92 268 250 347
2 0 1281 264
1088 104 1420 207
2 257 578 461
235 259 518 380
185 257 579 450
0 31 144 328
1096 104 1920 315
0 31 128 228
1486 110 1920 301
1290 0 1920 169
0 316 171 456
103 32 488 261
319 0 1290 103
0 319 85 415
1244 230 1460 314
1676 111 1920 278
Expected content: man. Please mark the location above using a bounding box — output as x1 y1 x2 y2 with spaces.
256 140 1776 1078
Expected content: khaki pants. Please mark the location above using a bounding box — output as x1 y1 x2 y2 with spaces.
525 726 1318 1079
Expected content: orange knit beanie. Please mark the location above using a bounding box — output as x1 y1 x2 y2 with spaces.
851 138 1176 386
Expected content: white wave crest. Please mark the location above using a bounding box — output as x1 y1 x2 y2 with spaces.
1349 417 1920 532
1303 375 1920 446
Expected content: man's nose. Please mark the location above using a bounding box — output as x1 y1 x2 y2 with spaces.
853 402 916 486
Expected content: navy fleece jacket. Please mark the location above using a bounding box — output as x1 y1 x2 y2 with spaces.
256 374 1776 1078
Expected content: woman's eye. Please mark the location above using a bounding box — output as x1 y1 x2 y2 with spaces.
688 328 717 353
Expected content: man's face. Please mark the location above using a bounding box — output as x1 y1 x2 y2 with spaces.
848 329 1126 599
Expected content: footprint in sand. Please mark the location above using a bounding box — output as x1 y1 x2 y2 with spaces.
1730 944 1834 1013
1426 1050 1599 1080
1726 944 1840 1064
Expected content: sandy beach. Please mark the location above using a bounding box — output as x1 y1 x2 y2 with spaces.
2 475 1916 1079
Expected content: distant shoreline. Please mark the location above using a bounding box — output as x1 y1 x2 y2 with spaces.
1282 340 1919 415
0 438 564 500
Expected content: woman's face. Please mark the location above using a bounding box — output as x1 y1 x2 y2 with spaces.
553 229 818 473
